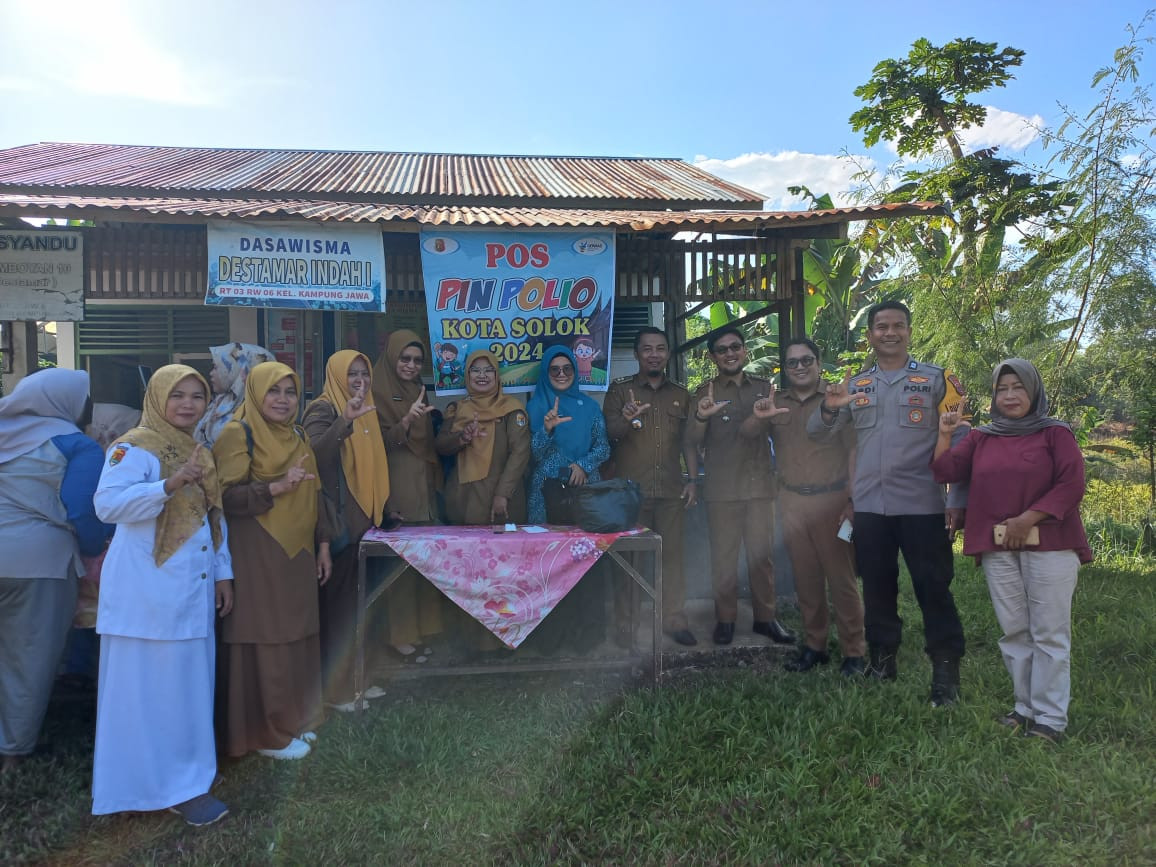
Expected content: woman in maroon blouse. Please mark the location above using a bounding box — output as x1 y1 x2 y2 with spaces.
932 358 1090 744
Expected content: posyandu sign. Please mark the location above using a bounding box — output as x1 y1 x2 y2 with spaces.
0 229 84 321
205 221 387 312
418 229 615 395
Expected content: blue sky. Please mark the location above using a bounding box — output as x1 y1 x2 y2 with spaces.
0 0 1151 207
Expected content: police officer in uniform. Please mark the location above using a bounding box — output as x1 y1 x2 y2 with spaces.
603 327 698 646
808 301 968 705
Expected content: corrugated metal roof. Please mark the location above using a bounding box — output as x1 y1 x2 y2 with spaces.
0 193 943 231
0 142 766 208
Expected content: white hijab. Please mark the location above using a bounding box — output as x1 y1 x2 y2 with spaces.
0 368 90 464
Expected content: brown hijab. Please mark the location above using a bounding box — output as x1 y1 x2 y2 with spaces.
371 330 438 466
214 361 319 558
115 364 223 566
449 349 524 484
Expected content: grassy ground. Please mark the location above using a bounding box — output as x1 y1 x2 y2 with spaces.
4 557 1155 866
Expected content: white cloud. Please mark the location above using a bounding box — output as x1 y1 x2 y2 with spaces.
693 151 878 210
883 106 1044 155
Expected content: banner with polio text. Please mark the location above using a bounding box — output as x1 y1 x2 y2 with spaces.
419 229 616 396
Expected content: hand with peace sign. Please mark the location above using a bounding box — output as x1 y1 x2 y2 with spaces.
695 381 731 421
271 454 316 497
621 388 653 425
342 381 376 423
821 371 857 412
543 396 573 433
752 381 790 420
165 443 205 495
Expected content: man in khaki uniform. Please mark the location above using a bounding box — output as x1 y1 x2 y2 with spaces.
762 337 866 675
603 327 698 646
686 326 795 647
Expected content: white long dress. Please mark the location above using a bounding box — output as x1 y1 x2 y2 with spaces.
92 443 232 815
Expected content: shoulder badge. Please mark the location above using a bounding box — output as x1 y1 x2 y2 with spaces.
514 411 527 427
108 443 130 466
613 375 634 384
947 373 966 396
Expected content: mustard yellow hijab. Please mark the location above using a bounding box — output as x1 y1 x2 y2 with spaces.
214 361 319 558
449 349 525 484
115 364 223 566
309 350 391 523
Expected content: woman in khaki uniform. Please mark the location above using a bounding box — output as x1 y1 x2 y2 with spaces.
370 331 444 657
302 350 390 708
214 361 327 761
436 349 531 525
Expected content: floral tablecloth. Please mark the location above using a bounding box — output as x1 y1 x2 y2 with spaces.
362 525 638 648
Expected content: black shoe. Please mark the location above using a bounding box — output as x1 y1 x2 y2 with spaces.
784 647 829 672
997 710 1031 732
840 656 867 677
930 656 961 707
867 645 898 681
712 622 735 645
1027 722 1065 744
667 628 697 647
752 619 795 645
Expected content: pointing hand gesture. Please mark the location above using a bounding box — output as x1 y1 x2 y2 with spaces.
696 381 730 419
343 382 377 422
752 382 790 420
622 388 652 423
166 443 205 494
544 396 573 433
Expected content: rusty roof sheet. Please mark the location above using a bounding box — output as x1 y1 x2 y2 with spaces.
0 142 766 208
0 194 943 231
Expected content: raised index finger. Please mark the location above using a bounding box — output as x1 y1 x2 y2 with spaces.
418 385 427 403
553 396 560 413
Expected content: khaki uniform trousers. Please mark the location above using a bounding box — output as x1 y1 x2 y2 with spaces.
614 497 689 633
705 498 776 623
780 489 865 657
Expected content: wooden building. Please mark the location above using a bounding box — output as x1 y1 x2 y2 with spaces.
0 142 937 400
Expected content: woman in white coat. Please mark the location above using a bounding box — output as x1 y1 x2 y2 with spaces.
92 364 235 827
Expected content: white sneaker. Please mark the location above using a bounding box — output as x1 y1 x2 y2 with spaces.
363 686 387 700
257 738 311 760
299 731 317 744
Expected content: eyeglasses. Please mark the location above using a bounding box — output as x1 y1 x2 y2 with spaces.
398 354 423 365
785 356 817 369
548 364 574 377
469 367 497 376
712 342 744 355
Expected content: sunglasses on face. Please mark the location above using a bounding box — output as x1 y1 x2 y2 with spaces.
398 354 423 365
548 364 574 377
785 356 817 369
712 342 744 355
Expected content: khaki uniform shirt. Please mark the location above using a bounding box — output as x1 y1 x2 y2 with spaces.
686 373 777 502
603 373 690 500
770 382 854 491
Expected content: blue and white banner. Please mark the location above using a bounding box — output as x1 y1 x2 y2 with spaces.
206 220 386 312
419 229 616 395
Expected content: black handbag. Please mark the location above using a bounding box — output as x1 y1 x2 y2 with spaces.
543 476 643 532
320 468 352 557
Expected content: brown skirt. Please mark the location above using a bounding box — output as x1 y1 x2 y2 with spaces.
223 634 323 756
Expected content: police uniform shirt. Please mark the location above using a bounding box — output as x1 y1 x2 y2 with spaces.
806 357 967 515
603 373 689 499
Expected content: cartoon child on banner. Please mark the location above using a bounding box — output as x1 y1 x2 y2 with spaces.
434 342 464 389
572 337 603 384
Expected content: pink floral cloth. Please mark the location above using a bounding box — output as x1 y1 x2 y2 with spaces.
363 525 637 648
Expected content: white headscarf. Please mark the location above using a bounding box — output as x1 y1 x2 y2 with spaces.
194 342 275 447
0 368 90 464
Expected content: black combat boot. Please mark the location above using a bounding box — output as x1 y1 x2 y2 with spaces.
930 656 961 707
867 645 898 681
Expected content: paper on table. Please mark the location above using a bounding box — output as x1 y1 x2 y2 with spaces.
520 525 549 533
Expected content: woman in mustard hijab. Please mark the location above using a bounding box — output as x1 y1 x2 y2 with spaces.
436 348 531 525
92 364 232 826
303 350 390 710
371 331 445 658
213 361 327 761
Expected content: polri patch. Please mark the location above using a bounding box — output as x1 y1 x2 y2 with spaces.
108 443 130 466
854 396 871 407
908 408 924 424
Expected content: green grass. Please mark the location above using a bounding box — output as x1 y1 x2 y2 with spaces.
5 558 1156 865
